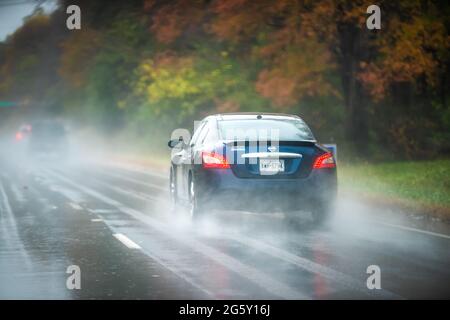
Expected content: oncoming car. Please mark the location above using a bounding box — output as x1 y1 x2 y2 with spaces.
168 113 337 224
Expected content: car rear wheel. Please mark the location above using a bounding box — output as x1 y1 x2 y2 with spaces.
188 176 204 220
169 168 179 214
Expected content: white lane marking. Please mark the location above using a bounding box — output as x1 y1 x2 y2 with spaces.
338 197 450 240
10 184 26 203
69 202 83 210
44 169 307 299
125 205 307 299
46 168 404 299
91 218 103 222
32 168 82 202
46 168 440 297
102 218 214 298
228 234 400 299
113 233 142 249
88 208 117 214
0 177 32 267
48 185 85 203
102 168 450 242
0 179 13 246
34 169 86 204
95 170 166 191
100 161 168 179
377 221 450 240
42 171 215 298
51 171 397 298
89 176 159 202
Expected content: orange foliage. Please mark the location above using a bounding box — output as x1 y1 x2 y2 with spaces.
255 70 297 107
147 0 206 44
214 99 241 113
211 0 338 107
209 0 271 43
358 13 449 99
256 39 336 108
145 0 449 107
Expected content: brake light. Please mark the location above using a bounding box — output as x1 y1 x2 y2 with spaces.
202 152 230 169
313 152 335 169
15 132 23 141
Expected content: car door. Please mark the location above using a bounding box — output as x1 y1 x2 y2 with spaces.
191 121 211 167
178 121 206 201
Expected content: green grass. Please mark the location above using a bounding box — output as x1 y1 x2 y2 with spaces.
339 159 450 208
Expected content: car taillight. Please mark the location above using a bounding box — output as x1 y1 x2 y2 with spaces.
313 152 335 169
15 132 23 141
202 152 230 169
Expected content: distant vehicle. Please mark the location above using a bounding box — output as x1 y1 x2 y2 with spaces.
14 124 32 142
28 120 69 160
168 113 337 224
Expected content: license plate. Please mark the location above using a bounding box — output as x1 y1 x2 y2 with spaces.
259 159 284 175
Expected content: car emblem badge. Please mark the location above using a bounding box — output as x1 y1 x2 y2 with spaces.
268 146 277 152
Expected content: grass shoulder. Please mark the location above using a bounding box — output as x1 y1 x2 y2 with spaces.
338 159 450 219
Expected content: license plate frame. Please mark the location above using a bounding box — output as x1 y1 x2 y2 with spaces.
259 159 285 175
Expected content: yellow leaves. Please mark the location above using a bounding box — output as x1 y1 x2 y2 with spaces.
98 0 450 118
117 100 126 109
135 55 200 103
359 11 450 99
132 49 250 117
208 0 340 108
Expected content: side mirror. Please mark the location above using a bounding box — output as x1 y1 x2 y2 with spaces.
168 137 185 148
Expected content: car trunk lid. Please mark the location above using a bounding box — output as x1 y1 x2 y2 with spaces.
222 140 317 179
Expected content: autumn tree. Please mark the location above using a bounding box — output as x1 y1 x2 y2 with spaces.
0 11 67 115
0 0 448 157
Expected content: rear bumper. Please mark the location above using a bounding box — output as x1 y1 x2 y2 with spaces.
193 167 337 212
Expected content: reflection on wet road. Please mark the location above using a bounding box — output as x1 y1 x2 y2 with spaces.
0 157 449 299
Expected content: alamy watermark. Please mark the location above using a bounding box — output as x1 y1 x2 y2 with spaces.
66 5 81 30
66 265 81 290
366 265 381 290
66 4 380 31
366 5 381 30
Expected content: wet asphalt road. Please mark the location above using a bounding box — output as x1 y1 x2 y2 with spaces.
0 155 449 300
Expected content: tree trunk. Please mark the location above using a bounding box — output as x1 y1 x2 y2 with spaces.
338 23 369 152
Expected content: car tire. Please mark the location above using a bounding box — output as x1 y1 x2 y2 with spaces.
188 175 205 221
169 168 180 215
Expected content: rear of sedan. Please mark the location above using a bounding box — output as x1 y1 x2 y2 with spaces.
28 120 69 162
187 114 337 223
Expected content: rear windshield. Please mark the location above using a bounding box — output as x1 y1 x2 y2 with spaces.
32 122 66 139
218 119 315 141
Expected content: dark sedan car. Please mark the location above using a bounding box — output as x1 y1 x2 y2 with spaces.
168 113 337 223
28 120 69 161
